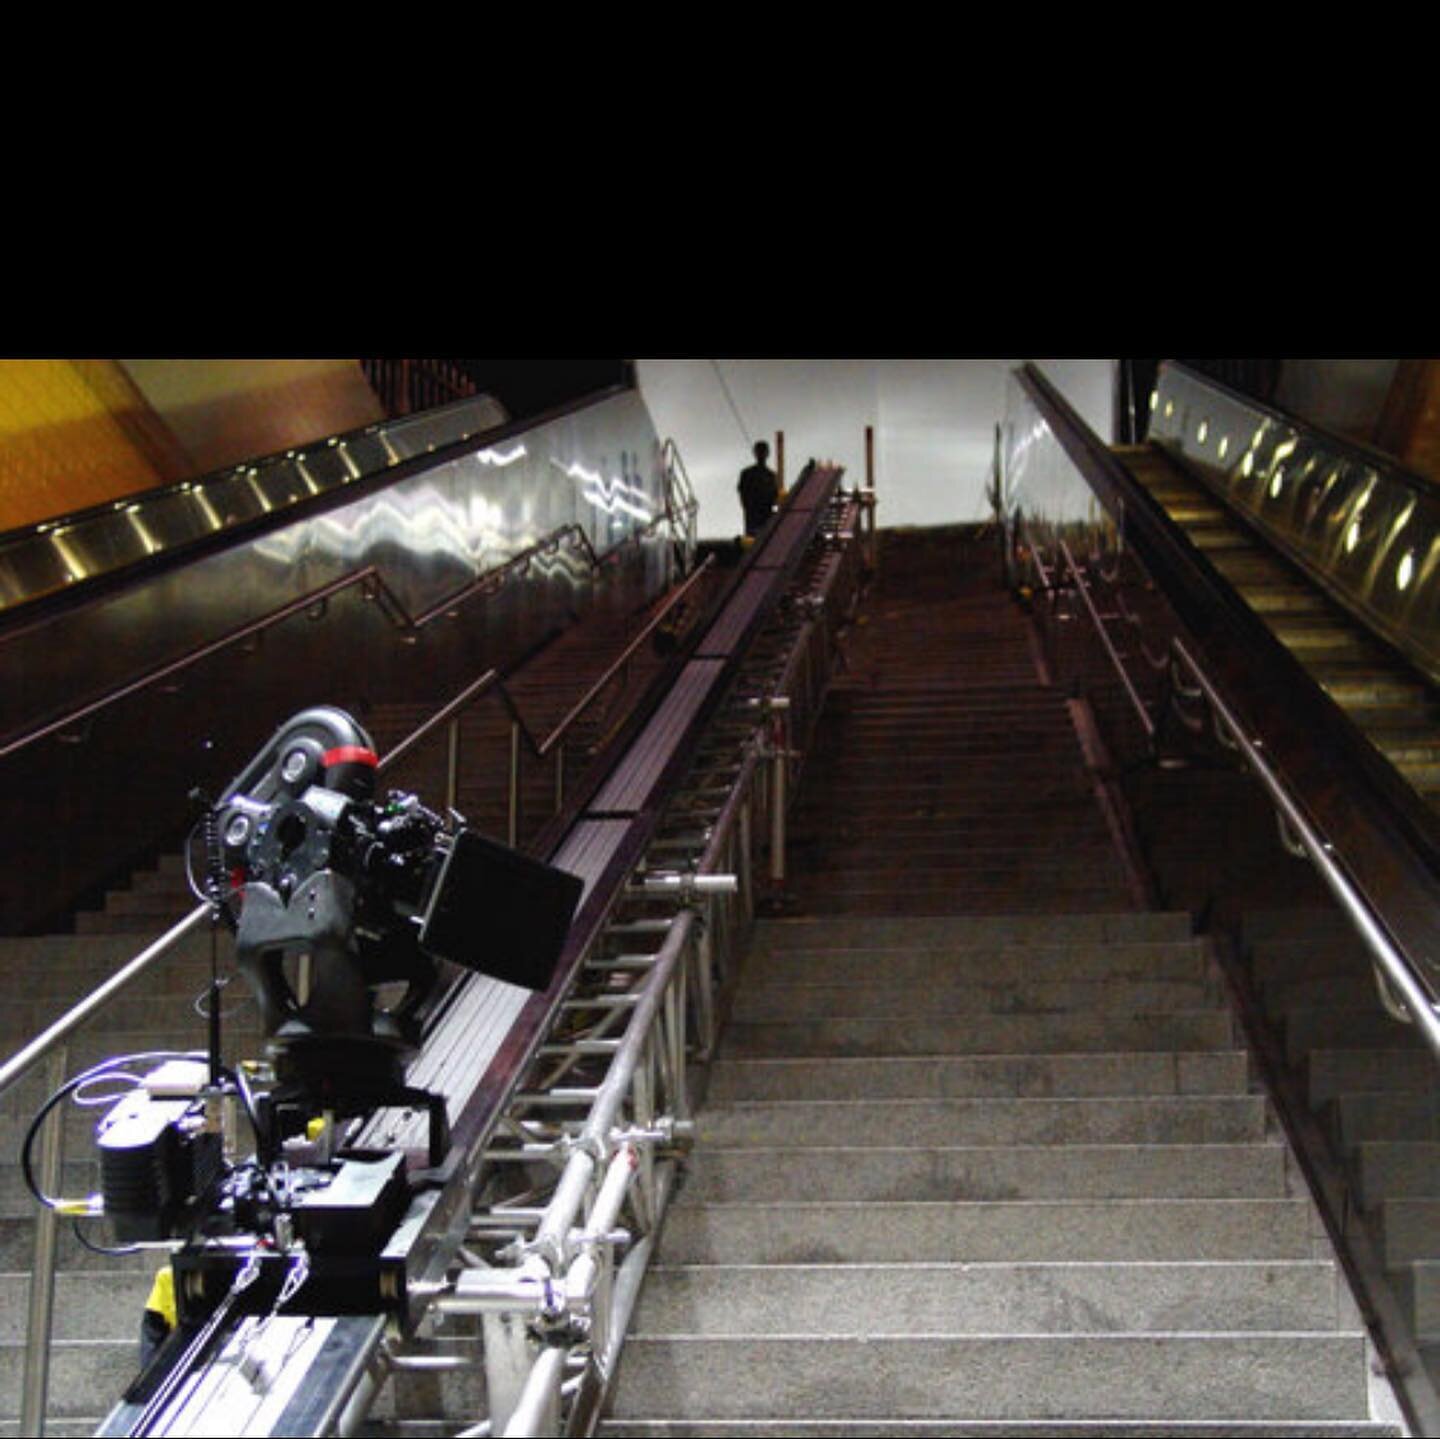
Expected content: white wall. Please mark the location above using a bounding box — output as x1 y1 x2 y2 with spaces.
637 358 1114 539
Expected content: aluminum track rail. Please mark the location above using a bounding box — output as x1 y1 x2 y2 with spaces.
96 463 858 1438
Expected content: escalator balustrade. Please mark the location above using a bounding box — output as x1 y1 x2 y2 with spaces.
1115 442 1440 805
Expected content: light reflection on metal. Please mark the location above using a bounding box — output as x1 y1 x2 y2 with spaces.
0 388 671 750
555 459 655 524
477 444 528 467
125 509 159 556
0 393 507 617
48 529 88 582
1147 362 1440 688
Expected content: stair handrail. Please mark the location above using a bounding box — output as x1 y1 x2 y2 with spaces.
0 519 631 761
660 437 699 568
1169 634 1440 1058
0 391 507 624
389 554 717 845
1044 526 1440 1060
1011 366 1440 1068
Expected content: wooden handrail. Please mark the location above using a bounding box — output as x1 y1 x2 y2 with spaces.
0 520 626 761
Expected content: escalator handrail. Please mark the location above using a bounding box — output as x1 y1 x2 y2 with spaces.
0 381 638 635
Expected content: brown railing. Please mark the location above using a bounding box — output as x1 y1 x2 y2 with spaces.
389 553 718 846
0 522 611 761
361 359 484 418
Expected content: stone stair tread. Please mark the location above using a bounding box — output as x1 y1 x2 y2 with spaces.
730 977 1223 1019
600 1422 1403 1437
708 1051 1251 1102
658 1197 1323 1264
679 1141 1293 1204
721 1009 1239 1059
608 1333 1372 1422
630 1259 1348 1335
696 1095 1269 1147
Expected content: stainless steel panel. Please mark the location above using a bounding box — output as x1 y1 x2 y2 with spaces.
0 389 669 741
1002 371 1121 572
1146 361 1440 687
0 393 507 616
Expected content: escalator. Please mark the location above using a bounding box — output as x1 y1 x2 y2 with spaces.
1115 442 1440 805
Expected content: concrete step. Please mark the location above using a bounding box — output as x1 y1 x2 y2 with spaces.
707 1052 1250 1103
785 889 1140 917
722 1010 1238 1060
742 942 1210 987
1399 1259 1440 1342
1307 1048 1438 1106
730 975 1222 1021
0 985 257 1042
1259 974 1381 1024
1376 1197 1440 1268
632 1260 1349 1336
1356 1141 1440 1208
0 1269 156 1342
607 1332 1371 1423
1283 1007 1421 1065
782 867 1135 898
0 1339 139 1420
601 1421 1403 1437
751 914 1194 951
678 1142 1295 1204
697 1096 1269 1149
658 1198 1325 1265
1328 1091 1440 1150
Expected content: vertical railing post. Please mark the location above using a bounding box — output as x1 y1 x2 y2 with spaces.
445 717 460 815
864 424 879 572
768 701 789 891
738 795 754 925
21 1044 69 1438
508 721 522 849
775 430 786 498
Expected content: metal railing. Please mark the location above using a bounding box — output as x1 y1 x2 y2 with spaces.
0 501 688 762
390 553 718 848
0 523 588 759
1010 380 1440 1074
659 439 699 572
360 358 484 418
1043 532 1440 1057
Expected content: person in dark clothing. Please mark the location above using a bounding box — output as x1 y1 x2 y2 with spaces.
738 441 779 537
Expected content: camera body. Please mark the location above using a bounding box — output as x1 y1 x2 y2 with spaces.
76 705 584 1319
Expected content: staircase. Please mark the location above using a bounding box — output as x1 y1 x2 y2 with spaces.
605 528 1405 1436
0 578 708 1436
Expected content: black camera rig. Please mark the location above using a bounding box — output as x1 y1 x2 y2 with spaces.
30 705 582 1335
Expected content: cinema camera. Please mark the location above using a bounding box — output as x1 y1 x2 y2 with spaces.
26 706 581 1323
